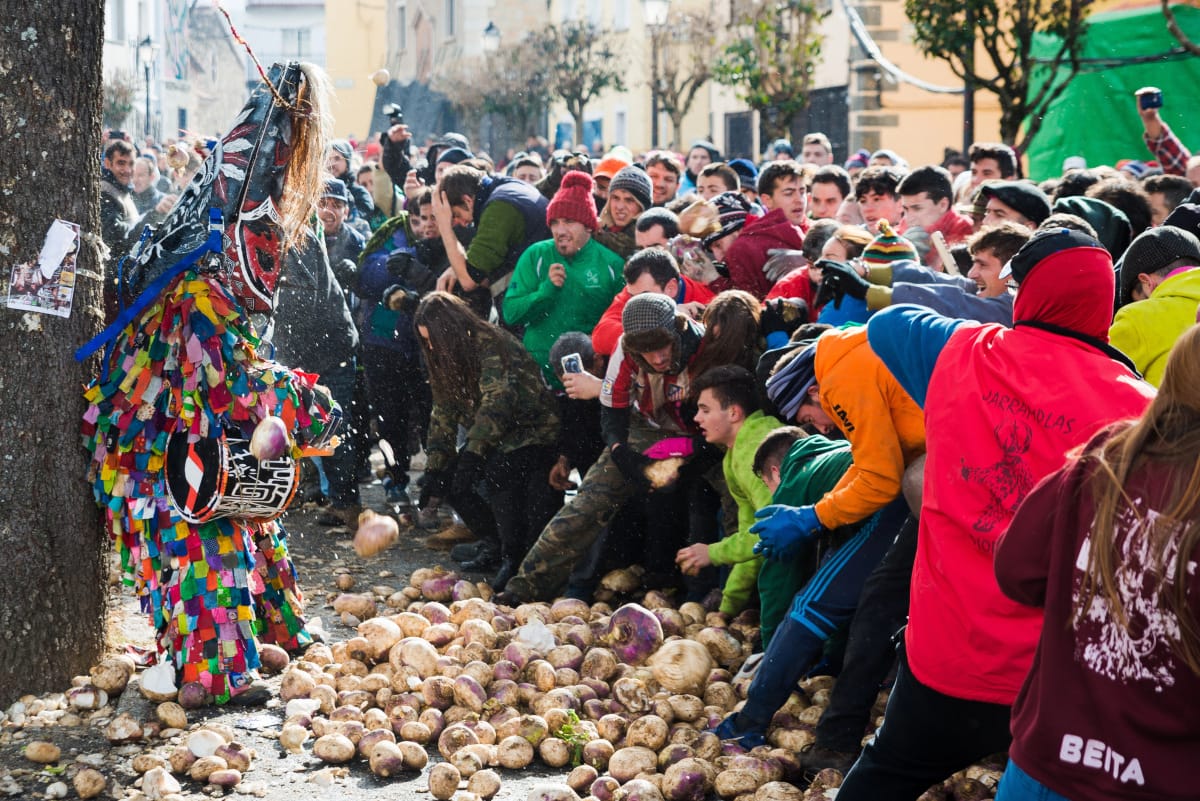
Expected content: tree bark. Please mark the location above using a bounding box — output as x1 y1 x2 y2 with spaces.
670 113 684 153
0 1 108 705
571 106 586 150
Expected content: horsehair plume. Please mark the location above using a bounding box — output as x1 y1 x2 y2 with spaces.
277 62 333 255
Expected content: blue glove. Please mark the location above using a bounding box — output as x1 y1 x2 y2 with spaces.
751 504 822 562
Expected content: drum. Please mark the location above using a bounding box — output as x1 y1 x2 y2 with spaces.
165 432 299 524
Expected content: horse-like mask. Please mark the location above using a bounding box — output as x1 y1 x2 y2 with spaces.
123 62 309 316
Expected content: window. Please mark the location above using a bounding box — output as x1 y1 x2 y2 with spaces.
561 0 576 23
587 0 602 25
615 109 627 147
106 0 126 42
398 4 407 51
613 0 630 30
281 28 311 59
445 0 455 37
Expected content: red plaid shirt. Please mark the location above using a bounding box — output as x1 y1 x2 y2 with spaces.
1144 121 1191 176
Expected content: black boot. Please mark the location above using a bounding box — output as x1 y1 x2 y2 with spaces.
491 559 517 591
451 540 487 563
459 540 501 571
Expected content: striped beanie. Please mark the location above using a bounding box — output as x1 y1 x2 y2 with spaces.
862 220 918 266
702 191 752 248
765 341 820 422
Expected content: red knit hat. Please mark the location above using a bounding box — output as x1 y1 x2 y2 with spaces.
547 171 598 231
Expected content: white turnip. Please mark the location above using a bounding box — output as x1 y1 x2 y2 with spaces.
538 736 573 768
526 784 581 801
428 763 461 800
468 769 502 799
188 755 227 782
312 734 356 763
651 640 713 694
608 746 658 783
627 715 669 750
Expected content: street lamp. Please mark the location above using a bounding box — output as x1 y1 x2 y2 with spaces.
642 0 670 149
482 21 501 53
137 36 155 139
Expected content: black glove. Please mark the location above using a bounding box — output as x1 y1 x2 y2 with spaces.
450 450 485 497
677 436 725 483
383 284 420 313
760 297 810 338
419 470 451 510
609 444 652 490
815 260 870 309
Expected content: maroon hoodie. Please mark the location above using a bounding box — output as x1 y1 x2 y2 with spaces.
996 425 1200 801
715 207 806 300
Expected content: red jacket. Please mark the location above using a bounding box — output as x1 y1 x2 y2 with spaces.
714 208 806 300
927 207 974 246
766 266 819 312
907 245 1155 705
591 277 714 356
996 427 1198 801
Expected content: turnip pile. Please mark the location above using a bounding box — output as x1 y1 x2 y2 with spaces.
274 564 1006 801
0 653 271 800
0 562 1003 801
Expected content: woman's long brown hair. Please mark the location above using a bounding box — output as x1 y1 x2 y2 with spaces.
414 292 515 407
688 289 762 389
1075 324 1200 675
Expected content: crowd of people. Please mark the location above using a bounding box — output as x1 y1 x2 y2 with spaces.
95 88 1200 800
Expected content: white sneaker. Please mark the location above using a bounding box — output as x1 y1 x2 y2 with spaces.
733 652 764 684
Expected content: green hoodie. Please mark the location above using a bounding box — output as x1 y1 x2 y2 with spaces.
707 410 783 615
757 435 854 646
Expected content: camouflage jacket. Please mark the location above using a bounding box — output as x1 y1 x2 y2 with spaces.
425 327 561 473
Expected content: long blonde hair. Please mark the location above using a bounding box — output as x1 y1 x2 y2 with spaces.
278 63 333 255
1075 324 1200 675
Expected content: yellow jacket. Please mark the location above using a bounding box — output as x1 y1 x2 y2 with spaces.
1109 267 1200 387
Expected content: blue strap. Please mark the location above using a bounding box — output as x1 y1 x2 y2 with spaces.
77 209 225 365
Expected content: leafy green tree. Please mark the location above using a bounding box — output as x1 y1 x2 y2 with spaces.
905 0 1089 154
714 0 826 143
533 21 627 147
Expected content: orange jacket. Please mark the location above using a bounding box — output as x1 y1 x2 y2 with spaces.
813 327 925 528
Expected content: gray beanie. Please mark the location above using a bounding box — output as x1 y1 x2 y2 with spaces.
609 165 653 211
1119 225 1200 304
330 139 353 163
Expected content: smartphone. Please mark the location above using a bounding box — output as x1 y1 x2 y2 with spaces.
1136 87 1163 110
561 353 584 375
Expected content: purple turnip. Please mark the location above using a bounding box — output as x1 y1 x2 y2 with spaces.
591 776 621 801
603 604 663 665
614 778 665 801
249 415 289 461
662 758 715 801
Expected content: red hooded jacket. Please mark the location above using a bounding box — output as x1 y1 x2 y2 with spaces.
906 245 1155 705
713 207 807 300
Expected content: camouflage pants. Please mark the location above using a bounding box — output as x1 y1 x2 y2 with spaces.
505 424 671 601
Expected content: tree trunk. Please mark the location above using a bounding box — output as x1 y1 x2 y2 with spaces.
998 101 1021 150
670 112 685 153
570 103 586 150
760 108 794 145
0 0 108 705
